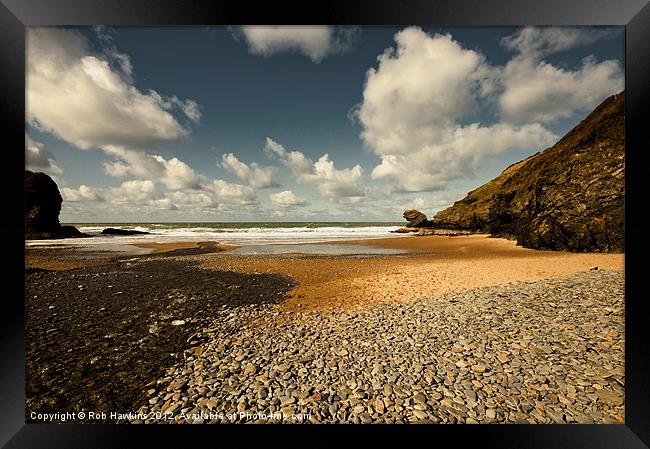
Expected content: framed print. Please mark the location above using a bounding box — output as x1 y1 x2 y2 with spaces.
2 0 649 447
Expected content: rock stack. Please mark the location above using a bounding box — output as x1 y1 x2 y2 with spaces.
25 170 88 239
403 209 430 227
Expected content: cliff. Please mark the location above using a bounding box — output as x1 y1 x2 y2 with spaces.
432 91 624 252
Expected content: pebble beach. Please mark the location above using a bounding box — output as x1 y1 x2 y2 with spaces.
25 235 625 424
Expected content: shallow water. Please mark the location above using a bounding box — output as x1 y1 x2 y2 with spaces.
232 243 407 256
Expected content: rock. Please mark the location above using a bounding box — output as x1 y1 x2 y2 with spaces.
545 408 565 423
390 227 420 234
403 210 430 228
471 364 487 373
353 404 365 414
25 170 88 240
412 392 426 404
101 228 150 235
171 320 186 326
243 364 257 376
280 396 296 406
416 228 468 236
59 225 88 238
360 413 372 423
431 92 624 252
25 170 61 236
597 389 623 406
412 410 428 419
131 270 623 426
393 386 409 399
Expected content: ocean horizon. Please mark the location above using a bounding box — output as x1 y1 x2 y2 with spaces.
29 222 405 247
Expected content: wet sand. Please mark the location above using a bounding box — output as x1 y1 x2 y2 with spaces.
134 241 239 253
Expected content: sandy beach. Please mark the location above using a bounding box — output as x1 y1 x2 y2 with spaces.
21 22 629 432
195 235 624 312
25 234 625 424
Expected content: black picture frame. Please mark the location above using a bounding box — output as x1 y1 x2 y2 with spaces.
2 0 649 447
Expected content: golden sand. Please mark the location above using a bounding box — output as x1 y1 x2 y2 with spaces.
26 257 107 271
199 235 624 312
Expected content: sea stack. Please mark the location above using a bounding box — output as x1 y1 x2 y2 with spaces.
25 170 88 239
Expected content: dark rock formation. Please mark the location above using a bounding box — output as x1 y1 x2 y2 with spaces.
393 209 461 235
403 209 430 227
415 228 470 237
26 170 88 240
391 227 420 234
432 91 624 252
101 228 150 236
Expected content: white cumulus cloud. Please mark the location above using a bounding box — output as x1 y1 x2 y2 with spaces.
270 190 308 207
238 26 359 63
498 27 624 124
209 179 258 205
27 28 201 150
152 155 202 190
264 138 366 200
357 27 494 156
220 153 278 188
501 26 621 58
102 146 201 190
263 138 314 177
26 134 62 175
107 180 160 204
61 185 104 202
357 27 558 193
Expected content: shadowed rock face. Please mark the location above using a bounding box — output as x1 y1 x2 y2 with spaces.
432 91 624 252
26 170 62 234
26 170 87 239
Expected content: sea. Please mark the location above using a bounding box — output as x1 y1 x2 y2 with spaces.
26 222 406 254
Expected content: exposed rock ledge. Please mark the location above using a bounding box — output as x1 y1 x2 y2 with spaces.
391 226 470 237
101 228 151 236
393 210 471 236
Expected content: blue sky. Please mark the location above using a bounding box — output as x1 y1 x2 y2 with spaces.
25 26 623 222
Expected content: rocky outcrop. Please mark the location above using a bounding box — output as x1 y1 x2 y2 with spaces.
26 170 88 240
431 91 625 252
393 209 467 236
403 209 431 227
101 228 150 236
414 228 471 236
